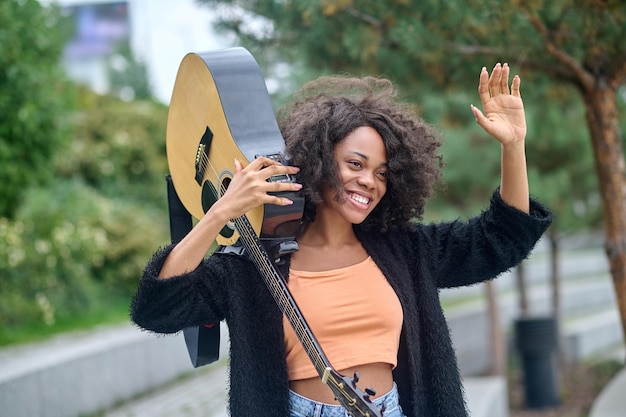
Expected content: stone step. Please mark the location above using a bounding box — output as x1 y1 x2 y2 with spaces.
444 274 620 375
0 322 507 417
563 308 625 361
443 273 615 322
440 244 609 305
0 323 228 417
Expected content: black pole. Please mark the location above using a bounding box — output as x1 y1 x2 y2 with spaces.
514 316 560 409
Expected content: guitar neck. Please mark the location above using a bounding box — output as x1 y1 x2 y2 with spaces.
233 216 333 376
233 216 384 417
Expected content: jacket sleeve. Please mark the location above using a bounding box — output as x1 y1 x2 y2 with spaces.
130 243 232 334
420 190 552 289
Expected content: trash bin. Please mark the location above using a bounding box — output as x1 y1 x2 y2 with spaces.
514 316 560 408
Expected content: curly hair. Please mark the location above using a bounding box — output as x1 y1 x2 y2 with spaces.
278 76 443 233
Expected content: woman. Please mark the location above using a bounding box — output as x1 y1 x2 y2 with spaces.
131 63 552 417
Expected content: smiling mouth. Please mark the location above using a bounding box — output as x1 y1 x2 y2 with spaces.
349 192 370 205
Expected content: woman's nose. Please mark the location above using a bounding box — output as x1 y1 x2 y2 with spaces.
356 171 375 188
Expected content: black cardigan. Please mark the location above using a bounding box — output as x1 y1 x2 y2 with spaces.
131 191 552 417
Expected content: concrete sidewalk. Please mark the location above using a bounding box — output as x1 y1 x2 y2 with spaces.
105 362 229 417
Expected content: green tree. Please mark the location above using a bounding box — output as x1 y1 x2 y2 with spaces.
109 42 154 101
200 0 626 342
0 86 170 340
0 0 75 218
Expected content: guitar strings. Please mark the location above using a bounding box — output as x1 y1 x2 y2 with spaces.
200 156 377 414
200 155 329 372
231 217 377 414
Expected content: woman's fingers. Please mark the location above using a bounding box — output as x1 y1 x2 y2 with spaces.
511 74 522 98
231 156 301 202
478 66 491 105
499 63 510 95
488 63 501 95
484 62 513 98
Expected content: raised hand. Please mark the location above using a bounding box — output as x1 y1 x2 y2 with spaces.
471 63 526 146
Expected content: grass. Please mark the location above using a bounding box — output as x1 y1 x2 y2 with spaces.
0 297 131 348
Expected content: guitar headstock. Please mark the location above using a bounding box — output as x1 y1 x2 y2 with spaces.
321 368 385 417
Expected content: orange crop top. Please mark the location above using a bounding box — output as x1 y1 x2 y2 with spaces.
283 256 403 381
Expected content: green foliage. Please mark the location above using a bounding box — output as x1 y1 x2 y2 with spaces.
0 0 76 219
109 42 154 101
0 179 168 333
0 88 171 335
421 91 503 220
56 88 169 208
0 59 170 343
525 84 601 234
0 2 171 345
199 0 623 234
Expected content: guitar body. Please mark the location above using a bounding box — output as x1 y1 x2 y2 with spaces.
166 47 383 417
166 47 303 245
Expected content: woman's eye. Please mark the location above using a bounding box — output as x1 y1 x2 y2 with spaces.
349 161 362 168
377 171 388 180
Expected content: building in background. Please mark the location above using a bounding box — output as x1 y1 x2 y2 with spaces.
61 1 129 95
43 0 230 102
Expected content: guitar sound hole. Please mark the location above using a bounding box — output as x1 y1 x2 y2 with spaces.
201 179 234 238
218 178 236 237
219 177 231 197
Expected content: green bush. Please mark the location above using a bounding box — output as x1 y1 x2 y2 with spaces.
0 0 75 219
56 89 169 208
0 179 168 332
1 70 173 344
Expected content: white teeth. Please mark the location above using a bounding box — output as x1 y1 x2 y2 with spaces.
350 193 369 204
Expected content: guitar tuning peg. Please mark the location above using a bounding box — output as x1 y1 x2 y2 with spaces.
363 386 377 402
352 371 360 385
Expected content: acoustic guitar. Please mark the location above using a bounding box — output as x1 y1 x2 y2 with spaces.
166 47 384 417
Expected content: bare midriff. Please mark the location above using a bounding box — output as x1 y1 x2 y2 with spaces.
289 362 394 404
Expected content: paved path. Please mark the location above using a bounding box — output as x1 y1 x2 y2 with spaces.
105 363 229 417
104 364 512 417
589 365 626 417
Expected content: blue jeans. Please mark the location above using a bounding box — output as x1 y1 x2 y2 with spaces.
289 383 406 417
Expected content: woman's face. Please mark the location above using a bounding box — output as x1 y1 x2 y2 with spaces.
320 126 388 225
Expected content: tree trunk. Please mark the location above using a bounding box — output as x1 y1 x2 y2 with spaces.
516 262 530 317
548 231 567 378
485 280 506 376
549 231 561 320
583 86 626 345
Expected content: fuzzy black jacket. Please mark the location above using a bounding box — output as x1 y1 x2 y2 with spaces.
131 191 552 417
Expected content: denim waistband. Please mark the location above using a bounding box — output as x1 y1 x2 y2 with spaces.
289 382 402 417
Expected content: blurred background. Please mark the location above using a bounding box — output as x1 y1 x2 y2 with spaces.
0 1 625 416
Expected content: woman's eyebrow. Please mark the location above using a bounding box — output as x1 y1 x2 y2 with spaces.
348 150 368 160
